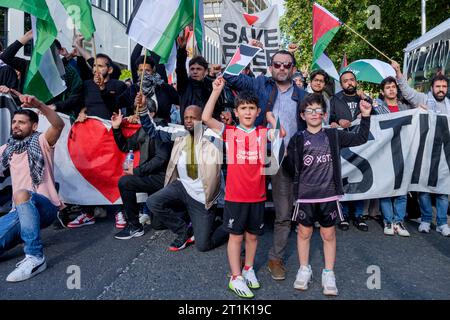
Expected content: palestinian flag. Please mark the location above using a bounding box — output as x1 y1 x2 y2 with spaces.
312 52 339 81
312 3 342 64
127 0 203 64
59 0 96 40
224 44 261 76
0 0 66 102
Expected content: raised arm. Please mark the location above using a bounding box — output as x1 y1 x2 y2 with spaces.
0 31 33 78
338 100 372 148
202 77 226 134
391 60 426 107
111 110 135 152
136 92 185 142
13 90 64 146
175 33 189 93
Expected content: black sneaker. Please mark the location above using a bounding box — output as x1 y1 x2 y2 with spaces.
53 210 70 229
353 217 369 231
168 233 195 252
114 224 144 240
337 219 350 231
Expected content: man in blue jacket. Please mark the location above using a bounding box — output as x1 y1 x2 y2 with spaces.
223 39 307 281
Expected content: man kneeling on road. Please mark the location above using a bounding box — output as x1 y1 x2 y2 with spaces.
137 93 228 252
0 89 65 282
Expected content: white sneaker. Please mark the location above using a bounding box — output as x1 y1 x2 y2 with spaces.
322 270 339 296
228 275 254 298
6 255 47 282
242 267 260 289
384 223 395 236
115 211 127 229
436 224 450 237
418 221 431 233
67 213 95 228
139 213 151 226
394 222 410 237
293 265 313 290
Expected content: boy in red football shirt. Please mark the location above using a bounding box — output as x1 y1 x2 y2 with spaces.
202 77 280 298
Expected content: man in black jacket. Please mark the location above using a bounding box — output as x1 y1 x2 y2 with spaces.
130 44 168 84
329 71 371 231
58 53 127 122
329 71 371 128
118 54 178 119
112 102 172 240
176 34 224 121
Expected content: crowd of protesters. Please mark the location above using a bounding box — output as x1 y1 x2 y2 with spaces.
0 30 449 299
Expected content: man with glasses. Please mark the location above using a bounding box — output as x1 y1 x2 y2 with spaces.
307 70 331 125
224 40 307 282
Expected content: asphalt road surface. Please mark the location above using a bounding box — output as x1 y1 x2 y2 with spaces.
0 211 449 301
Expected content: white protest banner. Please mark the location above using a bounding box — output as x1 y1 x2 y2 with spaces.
341 109 450 201
220 0 279 74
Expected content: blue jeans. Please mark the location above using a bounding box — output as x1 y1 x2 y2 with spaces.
418 193 449 227
379 195 407 223
0 192 58 258
341 200 364 219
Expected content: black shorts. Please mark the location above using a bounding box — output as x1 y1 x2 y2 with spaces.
292 200 341 228
223 201 265 235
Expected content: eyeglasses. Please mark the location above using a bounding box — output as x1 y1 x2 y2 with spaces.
272 61 293 69
303 108 324 115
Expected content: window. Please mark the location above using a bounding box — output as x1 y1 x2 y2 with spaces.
99 0 107 10
124 0 129 24
109 0 116 17
0 7 7 51
24 13 32 57
117 0 124 23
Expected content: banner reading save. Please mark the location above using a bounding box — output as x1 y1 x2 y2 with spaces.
220 0 279 74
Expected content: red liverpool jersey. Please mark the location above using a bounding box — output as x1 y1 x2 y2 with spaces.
222 125 268 202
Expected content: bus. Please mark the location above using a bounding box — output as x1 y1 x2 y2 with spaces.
403 17 450 96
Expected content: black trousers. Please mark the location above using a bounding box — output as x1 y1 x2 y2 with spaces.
118 174 164 228
147 180 228 252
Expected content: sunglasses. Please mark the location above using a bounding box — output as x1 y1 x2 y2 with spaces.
304 108 324 115
272 61 293 69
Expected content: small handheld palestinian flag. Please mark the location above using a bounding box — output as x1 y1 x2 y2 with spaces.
224 44 261 76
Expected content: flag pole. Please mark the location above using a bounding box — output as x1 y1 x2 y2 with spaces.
342 23 392 61
192 0 197 56
136 48 148 116
139 49 148 93
91 34 98 73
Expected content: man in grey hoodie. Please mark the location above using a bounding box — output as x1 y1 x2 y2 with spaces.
391 60 450 237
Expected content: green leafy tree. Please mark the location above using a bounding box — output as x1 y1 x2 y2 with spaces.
280 0 450 72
